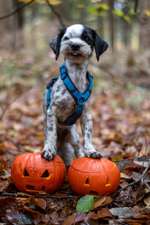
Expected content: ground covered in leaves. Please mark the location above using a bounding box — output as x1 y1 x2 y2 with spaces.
0 50 150 225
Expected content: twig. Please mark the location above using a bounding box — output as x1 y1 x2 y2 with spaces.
0 191 77 199
122 163 150 190
0 0 34 20
46 0 65 28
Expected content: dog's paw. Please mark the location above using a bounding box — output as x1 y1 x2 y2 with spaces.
87 151 102 159
84 146 102 159
42 144 56 161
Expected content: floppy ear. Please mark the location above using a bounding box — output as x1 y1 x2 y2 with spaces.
93 31 109 61
49 28 66 60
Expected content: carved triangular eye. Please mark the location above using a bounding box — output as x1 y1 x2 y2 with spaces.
85 177 90 184
23 168 29 176
41 170 50 178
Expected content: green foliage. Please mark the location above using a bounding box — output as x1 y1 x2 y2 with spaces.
88 3 109 16
113 8 124 17
18 0 61 5
76 195 95 213
87 1 136 23
113 8 131 23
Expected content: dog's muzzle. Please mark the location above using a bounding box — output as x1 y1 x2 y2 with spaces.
70 43 81 51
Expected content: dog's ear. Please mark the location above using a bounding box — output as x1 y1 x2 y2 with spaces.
92 30 109 61
49 28 66 60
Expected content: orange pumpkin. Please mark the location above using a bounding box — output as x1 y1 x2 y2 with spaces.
11 153 66 193
68 157 120 195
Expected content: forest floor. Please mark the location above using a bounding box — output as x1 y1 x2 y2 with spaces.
0 49 150 225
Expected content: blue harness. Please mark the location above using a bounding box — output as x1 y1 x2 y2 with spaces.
46 64 94 126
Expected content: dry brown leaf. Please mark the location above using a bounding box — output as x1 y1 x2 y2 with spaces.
91 208 112 220
120 172 131 179
94 196 112 209
31 197 47 210
62 213 76 225
144 196 150 208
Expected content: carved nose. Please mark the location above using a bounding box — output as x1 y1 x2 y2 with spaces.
70 43 80 51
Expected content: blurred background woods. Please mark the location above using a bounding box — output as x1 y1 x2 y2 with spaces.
0 0 150 93
0 0 150 50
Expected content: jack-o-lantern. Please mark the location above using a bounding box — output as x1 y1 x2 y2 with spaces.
68 157 120 195
11 153 66 193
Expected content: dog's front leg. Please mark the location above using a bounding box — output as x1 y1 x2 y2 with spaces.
69 125 85 158
42 106 57 160
81 108 101 159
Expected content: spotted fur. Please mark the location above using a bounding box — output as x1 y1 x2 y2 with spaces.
42 24 108 165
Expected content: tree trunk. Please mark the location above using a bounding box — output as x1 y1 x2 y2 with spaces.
139 0 150 49
13 0 25 49
108 0 115 50
57 0 72 25
0 0 25 50
0 0 16 49
121 20 131 47
97 15 104 37
79 0 88 24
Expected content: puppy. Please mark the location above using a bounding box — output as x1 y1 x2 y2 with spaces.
42 24 108 165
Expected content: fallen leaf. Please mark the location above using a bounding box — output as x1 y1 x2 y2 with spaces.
0 158 7 173
91 208 112 220
110 207 134 219
63 212 91 225
144 196 150 208
94 196 112 209
0 180 9 191
120 172 131 179
30 197 47 210
76 195 95 213
6 209 33 224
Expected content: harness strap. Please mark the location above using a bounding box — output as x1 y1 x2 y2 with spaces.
60 64 93 106
46 77 58 109
46 64 93 126
59 64 93 126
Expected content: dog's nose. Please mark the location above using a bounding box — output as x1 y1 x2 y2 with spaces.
70 43 80 51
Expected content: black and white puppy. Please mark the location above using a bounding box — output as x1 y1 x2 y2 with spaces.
42 24 108 165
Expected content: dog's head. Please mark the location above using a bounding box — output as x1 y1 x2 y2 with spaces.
50 24 108 62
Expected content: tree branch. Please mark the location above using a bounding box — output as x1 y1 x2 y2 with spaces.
0 0 34 20
46 0 65 28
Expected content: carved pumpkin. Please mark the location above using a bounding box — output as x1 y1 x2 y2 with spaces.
68 157 120 195
11 153 66 193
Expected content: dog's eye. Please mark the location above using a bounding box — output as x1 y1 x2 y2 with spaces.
84 36 91 44
63 36 69 41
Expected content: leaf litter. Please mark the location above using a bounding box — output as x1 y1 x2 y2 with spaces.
0 51 150 224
